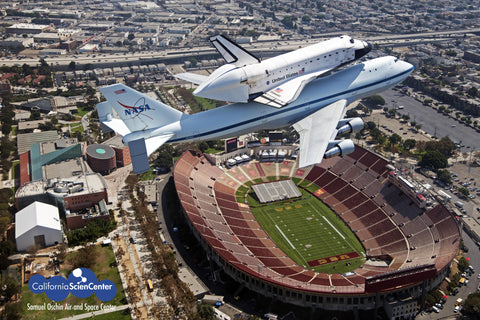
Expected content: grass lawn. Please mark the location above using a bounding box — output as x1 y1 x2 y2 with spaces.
76 107 91 117
11 160 20 180
139 168 156 181
70 123 84 134
192 95 217 111
22 245 126 320
248 187 365 274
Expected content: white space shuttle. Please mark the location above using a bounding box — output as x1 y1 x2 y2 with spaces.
97 56 413 174
175 35 371 108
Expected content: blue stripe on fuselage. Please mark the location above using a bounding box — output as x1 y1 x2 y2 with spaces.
169 66 413 143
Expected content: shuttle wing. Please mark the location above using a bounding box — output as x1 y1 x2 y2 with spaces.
292 99 347 168
210 35 260 67
174 72 209 85
254 69 333 108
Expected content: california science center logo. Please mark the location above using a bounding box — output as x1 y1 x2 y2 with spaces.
29 268 116 302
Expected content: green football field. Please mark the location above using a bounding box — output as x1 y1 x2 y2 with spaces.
246 187 366 274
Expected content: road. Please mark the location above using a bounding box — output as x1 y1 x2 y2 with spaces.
2 28 479 70
380 88 479 149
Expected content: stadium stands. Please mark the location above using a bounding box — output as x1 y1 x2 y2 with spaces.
174 146 460 303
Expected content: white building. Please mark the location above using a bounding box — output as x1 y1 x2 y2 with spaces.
15 202 63 251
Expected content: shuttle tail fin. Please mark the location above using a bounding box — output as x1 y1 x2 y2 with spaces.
99 84 184 132
210 35 260 67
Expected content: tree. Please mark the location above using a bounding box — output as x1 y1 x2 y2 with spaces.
198 141 209 153
363 95 385 108
458 256 469 272
457 187 470 197
0 240 14 270
1 123 11 135
70 245 97 270
463 292 480 319
126 174 140 192
425 137 456 158
196 303 215 319
467 87 478 97
437 169 452 185
68 61 76 71
154 144 175 169
346 109 359 117
1 302 22 320
1 276 20 301
403 139 416 151
418 150 448 170
127 33 135 41
366 121 376 131
281 15 297 29
389 133 402 146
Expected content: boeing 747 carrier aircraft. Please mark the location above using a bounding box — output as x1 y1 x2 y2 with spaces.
175 35 371 108
97 56 413 174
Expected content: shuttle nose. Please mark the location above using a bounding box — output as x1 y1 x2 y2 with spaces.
354 40 372 60
194 68 249 103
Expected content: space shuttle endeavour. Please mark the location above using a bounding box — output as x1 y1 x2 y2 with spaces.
175 35 371 108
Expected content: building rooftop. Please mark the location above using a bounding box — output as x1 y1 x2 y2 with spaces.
16 173 107 199
17 131 60 155
15 201 61 239
43 157 91 180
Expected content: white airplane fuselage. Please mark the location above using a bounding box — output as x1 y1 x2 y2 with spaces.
123 56 413 146
193 36 371 103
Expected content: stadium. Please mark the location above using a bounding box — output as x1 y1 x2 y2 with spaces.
173 145 460 313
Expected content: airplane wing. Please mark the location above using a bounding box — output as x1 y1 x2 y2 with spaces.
174 72 209 85
292 99 348 168
254 69 333 108
210 35 260 67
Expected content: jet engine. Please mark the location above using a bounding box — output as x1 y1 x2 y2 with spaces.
324 139 355 159
336 117 364 135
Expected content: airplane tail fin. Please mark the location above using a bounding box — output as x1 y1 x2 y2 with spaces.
210 35 260 67
99 84 184 132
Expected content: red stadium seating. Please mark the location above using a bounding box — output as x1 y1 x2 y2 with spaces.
174 147 460 296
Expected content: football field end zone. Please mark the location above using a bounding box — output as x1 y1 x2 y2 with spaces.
307 252 360 268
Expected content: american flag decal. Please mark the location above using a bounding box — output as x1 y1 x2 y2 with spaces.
114 89 126 94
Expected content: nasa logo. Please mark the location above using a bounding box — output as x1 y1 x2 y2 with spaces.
29 268 117 302
118 101 154 119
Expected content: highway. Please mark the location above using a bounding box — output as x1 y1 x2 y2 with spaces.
1 28 479 69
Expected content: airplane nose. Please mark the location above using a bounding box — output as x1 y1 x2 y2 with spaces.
399 59 414 74
354 41 372 60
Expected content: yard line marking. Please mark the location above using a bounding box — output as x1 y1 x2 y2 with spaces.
322 216 345 240
275 224 296 250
